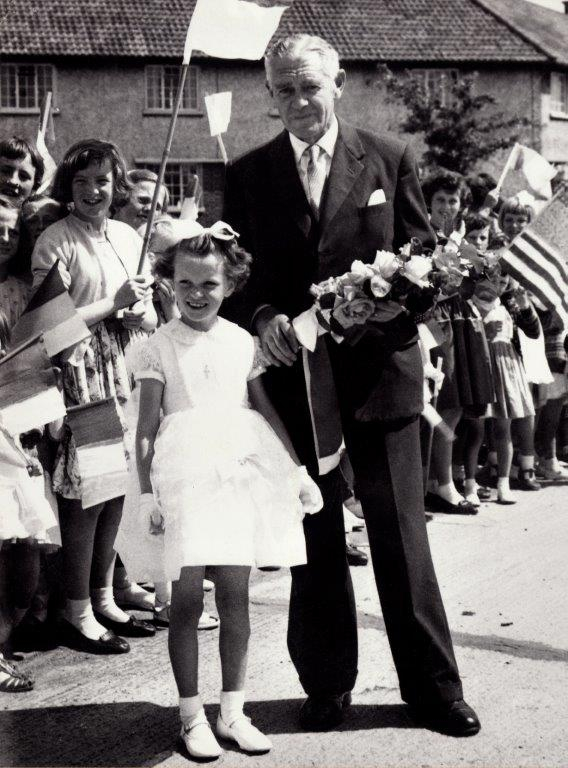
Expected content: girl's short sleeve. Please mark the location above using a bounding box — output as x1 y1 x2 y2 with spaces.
134 339 165 383
31 228 72 291
247 336 269 381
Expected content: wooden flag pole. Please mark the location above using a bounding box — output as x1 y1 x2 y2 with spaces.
39 91 52 140
216 134 229 165
495 142 520 194
137 58 191 274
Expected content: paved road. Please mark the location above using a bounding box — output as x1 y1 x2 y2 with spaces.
2 481 567 768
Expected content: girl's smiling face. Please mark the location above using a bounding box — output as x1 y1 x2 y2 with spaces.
0 203 20 266
430 189 462 230
501 212 529 240
465 226 490 253
174 250 234 331
71 159 114 224
0 153 36 206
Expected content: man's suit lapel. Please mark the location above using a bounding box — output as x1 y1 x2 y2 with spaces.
268 131 313 240
319 121 365 234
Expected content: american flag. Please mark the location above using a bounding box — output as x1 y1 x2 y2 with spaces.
501 186 568 327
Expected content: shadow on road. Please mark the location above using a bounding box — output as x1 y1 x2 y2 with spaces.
1 700 414 766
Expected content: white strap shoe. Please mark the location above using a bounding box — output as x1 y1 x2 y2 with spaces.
180 711 222 760
216 713 272 754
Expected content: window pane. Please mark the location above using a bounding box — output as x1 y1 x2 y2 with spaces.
17 65 37 108
184 66 199 110
164 66 179 111
146 66 163 110
0 65 17 109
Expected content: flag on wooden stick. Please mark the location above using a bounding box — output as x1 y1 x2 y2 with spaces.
66 398 128 509
498 143 557 200
36 91 57 196
0 335 66 435
500 186 568 327
184 0 293 62
10 260 91 358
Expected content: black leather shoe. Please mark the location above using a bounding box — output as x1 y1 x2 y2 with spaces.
427 494 478 515
476 485 492 500
346 543 368 566
93 612 156 638
409 699 481 737
516 469 541 491
299 692 352 731
58 618 130 654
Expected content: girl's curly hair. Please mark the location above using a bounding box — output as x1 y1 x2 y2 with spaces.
154 232 252 292
52 139 132 209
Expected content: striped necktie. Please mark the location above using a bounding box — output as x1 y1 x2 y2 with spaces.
304 144 326 217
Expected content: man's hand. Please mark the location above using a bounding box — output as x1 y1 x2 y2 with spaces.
257 311 299 367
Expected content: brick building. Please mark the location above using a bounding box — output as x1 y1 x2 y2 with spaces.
2 0 568 220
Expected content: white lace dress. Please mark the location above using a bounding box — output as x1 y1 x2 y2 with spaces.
116 317 309 582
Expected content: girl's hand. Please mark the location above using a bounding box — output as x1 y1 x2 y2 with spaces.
122 301 147 330
153 278 179 321
512 286 530 311
298 466 323 515
140 492 164 535
485 320 503 340
113 276 153 311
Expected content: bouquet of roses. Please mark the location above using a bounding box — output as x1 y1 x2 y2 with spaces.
292 237 501 351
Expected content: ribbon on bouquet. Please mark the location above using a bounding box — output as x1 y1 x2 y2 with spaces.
285 308 343 476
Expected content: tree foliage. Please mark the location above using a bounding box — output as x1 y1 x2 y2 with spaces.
379 67 527 175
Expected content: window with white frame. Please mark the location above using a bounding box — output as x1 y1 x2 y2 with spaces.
145 65 200 113
550 72 568 116
412 68 458 107
0 63 54 112
136 160 225 220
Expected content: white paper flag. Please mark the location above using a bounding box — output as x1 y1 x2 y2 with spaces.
205 92 232 136
184 0 292 62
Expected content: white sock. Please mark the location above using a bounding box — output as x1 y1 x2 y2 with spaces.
180 694 203 726
220 690 245 725
437 481 463 505
91 586 130 623
464 479 478 495
115 582 155 608
155 581 172 605
65 597 107 640
519 454 534 471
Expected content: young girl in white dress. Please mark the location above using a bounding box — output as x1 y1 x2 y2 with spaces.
125 219 322 759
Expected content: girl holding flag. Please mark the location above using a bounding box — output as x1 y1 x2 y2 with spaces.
31 139 157 654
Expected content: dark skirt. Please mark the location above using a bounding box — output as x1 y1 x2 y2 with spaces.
431 296 496 416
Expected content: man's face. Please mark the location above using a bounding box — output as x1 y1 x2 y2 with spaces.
267 52 345 143
116 180 166 230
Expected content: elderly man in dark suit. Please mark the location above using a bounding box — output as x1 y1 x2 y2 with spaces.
223 33 480 737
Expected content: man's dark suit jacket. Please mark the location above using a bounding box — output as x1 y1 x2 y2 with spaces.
224 120 436 469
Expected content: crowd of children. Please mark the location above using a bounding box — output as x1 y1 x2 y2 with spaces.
0 135 567 756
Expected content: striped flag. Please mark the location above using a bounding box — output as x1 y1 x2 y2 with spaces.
10 260 91 357
66 398 128 508
501 186 568 326
0 335 67 435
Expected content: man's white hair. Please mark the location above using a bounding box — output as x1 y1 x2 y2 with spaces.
264 34 341 84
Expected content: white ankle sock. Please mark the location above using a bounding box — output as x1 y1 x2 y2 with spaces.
155 581 172 605
180 695 203 725
65 598 106 640
91 586 130 623
464 479 478 495
220 690 245 725
519 454 534 471
437 481 463 506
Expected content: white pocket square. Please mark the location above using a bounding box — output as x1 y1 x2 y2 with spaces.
367 189 386 206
